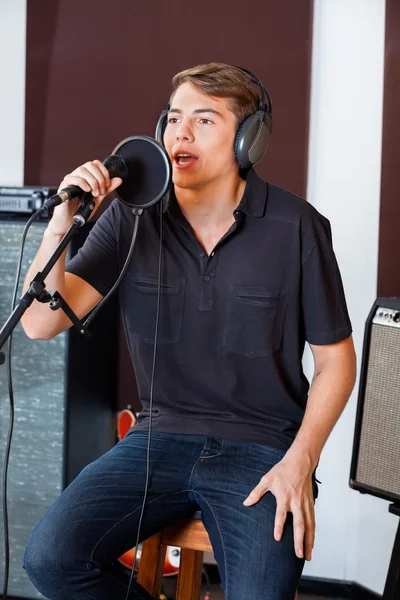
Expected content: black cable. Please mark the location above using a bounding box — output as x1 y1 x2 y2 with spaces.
83 211 140 329
124 207 163 600
1 207 46 600
202 565 211 600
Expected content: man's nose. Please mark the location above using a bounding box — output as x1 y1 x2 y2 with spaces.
176 120 194 141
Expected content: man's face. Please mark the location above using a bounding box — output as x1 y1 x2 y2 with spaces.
163 82 239 191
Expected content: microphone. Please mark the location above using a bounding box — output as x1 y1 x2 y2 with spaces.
44 136 172 211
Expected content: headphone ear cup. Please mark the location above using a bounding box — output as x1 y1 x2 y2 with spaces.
234 121 245 162
234 111 272 169
155 109 168 147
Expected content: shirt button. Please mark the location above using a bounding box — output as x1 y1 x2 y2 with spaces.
200 252 205 258
204 275 210 282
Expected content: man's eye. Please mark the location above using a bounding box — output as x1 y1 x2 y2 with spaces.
199 118 212 124
168 117 179 124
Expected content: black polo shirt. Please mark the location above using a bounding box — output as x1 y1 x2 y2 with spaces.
66 169 352 450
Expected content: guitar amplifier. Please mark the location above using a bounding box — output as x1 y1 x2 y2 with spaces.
350 298 400 503
0 211 119 599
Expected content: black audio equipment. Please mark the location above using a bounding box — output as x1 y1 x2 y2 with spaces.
0 186 57 215
0 211 119 599
350 297 400 503
350 298 400 600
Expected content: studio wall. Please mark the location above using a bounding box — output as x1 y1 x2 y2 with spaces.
377 0 400 298
24 0 313 194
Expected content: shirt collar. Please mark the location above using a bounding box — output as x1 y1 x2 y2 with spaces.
162 168 268 219
235 168 268 217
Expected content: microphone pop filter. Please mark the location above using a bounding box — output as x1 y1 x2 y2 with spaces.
106 135 172 209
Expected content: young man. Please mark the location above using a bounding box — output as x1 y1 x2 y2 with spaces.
22 63 356 600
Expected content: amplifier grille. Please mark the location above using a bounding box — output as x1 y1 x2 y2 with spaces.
356 323 400 499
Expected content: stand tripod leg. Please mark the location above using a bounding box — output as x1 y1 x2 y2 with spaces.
382 518 400 600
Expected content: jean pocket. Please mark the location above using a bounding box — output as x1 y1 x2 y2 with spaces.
124 275 185 344
222 285 289 358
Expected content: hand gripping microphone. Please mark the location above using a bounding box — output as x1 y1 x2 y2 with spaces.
44 135 172 211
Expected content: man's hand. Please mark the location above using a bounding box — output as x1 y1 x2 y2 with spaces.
48 161 122 236
243 457 315 561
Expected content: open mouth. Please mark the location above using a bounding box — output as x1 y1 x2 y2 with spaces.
173 152 198 166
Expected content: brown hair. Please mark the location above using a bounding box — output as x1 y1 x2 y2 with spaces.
170 62 260 124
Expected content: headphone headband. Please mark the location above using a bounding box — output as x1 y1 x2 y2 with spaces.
233 65 272 118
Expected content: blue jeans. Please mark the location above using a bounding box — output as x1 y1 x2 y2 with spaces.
24 432 316 600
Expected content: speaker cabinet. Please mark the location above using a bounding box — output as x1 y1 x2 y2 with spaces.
0 216 119 599
350 297 400 503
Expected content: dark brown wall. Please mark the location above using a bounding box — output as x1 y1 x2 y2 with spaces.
378 0 400 297
25 0 314 410
25 0 313 192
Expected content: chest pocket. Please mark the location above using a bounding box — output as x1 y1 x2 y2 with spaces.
125 275 185 344
223 285 289 358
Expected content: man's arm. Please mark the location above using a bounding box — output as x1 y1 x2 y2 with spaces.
285 335 357 469
20 160 122 340
243 335 357 561
20 228 102 339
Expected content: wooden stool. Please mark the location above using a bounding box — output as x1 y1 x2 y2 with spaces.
137 511 300 600
138 511 212 600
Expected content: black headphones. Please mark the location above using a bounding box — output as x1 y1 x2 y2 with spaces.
155 66 273 170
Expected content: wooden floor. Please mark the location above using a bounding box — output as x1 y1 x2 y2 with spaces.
162 578 336 599
198 589 333 600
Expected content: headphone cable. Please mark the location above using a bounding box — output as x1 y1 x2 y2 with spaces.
124 205 163 600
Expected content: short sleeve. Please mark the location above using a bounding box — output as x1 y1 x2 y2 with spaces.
65 201 119 296
301 219 352 345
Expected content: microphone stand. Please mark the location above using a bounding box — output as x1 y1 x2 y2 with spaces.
0 193 96 359
383 503 400 600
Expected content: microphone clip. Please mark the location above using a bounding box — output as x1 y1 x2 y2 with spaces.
72 192 96 227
